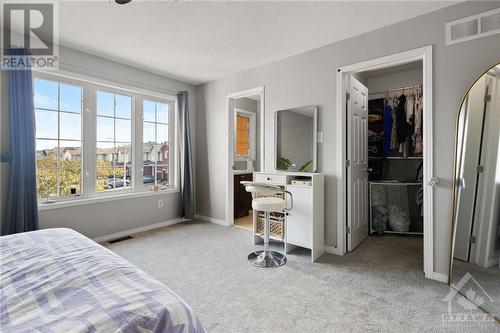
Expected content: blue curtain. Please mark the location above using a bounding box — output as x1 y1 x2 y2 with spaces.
2 49 39 235
177 91 194 219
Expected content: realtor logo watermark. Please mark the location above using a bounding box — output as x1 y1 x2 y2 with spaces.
443 272 496 329
1 0 59 70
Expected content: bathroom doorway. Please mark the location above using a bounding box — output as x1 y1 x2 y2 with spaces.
226 87 265 229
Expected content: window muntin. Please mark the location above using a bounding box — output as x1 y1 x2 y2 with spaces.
34 74 176 205
235 110 256 161
143 99 171 189
34 78 83 199
96 91 132 192
236 115 250 157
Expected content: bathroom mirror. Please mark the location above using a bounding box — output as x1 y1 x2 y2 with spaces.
275 105 317 172
449 63 500 322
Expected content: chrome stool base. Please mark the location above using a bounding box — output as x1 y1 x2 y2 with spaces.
248 250 287 268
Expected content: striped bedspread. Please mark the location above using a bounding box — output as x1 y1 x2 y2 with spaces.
0 228 205 333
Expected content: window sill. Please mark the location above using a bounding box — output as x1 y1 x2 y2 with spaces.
38 188 179 211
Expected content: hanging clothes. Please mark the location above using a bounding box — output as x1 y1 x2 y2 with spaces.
406 94 416 152
396 94 408 146
414 96 423 154
390 96 399 151
383 104 393 156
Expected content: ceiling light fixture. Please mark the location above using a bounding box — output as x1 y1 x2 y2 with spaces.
115 0 132 5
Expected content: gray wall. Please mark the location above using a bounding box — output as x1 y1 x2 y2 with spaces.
0 45 197 239
195 1 500 275
366 67 423 96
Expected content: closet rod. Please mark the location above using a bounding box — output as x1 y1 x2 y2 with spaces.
368 84 422 96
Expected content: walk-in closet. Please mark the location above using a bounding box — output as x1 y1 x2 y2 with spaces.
365 61 424 237
347 60 425 268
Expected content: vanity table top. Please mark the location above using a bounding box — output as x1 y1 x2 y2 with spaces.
254 171 323 176
233 170 254 175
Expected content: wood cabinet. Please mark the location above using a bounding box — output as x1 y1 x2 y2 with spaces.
234 172 253 218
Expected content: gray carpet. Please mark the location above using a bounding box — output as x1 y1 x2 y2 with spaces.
105 221 498 333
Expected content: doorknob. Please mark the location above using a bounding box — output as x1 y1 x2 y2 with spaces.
366 168 373 173
428 177 440 187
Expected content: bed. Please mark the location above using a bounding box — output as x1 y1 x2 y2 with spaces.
0 228 206 333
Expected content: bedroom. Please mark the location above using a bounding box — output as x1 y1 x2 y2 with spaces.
1 1 500 332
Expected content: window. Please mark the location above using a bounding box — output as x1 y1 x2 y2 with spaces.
143 99 172 189
96 91 132 192
235 110 256 160
35 78 83 199
33 73 177 205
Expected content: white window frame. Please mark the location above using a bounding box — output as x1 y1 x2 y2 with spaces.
140 96 175 190
234 108 256 161
33 73 85 202
34 70 178 210
93 87 135 196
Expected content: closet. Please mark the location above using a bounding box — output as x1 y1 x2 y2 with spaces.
365 62 424 236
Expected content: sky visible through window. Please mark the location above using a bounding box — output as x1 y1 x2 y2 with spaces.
35 79 82 149
34 80 136 152
34 78 172 197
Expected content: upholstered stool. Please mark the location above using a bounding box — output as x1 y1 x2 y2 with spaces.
241 182 293 268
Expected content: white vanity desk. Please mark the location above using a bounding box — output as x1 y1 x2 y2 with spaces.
252 171 324 262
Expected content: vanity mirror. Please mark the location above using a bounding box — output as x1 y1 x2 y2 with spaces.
275 105 317 172
449 63 500 322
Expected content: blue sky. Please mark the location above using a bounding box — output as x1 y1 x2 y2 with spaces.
34 79 169 151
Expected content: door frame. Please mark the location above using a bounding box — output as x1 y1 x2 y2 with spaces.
225 87 265 227
335 46 437 281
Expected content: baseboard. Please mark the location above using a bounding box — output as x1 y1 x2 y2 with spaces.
195 214 228 226
430 271 448 283
92 217 189 243
486 257 499 268
324 245 344 256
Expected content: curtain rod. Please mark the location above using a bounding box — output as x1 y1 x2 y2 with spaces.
368 84 422 95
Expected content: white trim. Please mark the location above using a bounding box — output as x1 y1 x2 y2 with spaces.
195 214 227 226
430 272 449 283
92 217 189 243
486 258 499 268
226 87 265 227
336 46 434 279
38 188 179 211
34 68 178 102
324 245 343 256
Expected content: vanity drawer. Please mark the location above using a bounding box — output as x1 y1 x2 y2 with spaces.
254 173 286 185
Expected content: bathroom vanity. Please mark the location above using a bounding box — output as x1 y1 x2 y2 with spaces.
252 171 324 262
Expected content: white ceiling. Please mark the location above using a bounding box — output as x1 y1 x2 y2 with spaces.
50 1 459 85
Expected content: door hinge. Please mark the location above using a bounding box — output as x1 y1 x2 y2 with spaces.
485 94 491 103
469 235 476 244
476 165 484 173
346 160 350 167
346 226 351 234
346 93 350 101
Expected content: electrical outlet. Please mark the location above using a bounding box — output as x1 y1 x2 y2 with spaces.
158 199 164 208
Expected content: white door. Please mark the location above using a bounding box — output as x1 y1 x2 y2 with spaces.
454 76 487 261
286 186 312 248
347 75 369 251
